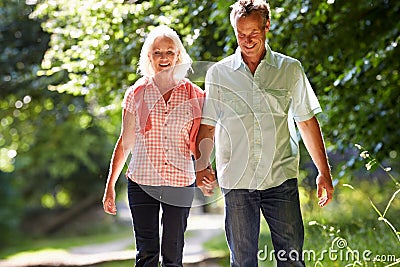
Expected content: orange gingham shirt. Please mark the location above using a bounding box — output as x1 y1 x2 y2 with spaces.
122 78 196 187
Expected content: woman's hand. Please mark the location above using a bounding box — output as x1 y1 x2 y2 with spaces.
102 187 117 215
196 167 217 196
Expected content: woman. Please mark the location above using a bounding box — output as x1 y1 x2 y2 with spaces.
102 25 211 266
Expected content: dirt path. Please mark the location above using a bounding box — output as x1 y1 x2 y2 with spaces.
0 210 225 267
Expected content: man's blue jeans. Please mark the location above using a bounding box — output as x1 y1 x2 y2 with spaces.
222 178 305 267
127 179 194 267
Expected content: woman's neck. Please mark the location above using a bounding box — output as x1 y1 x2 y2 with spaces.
153 72 178 103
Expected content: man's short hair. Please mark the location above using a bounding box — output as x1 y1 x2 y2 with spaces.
230 0 271 29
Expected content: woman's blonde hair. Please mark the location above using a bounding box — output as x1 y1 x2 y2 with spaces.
138 25 192 77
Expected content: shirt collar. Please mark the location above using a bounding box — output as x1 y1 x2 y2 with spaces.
231 42 278 70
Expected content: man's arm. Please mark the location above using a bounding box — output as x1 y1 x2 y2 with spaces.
194 124 216 187
297 116 334 207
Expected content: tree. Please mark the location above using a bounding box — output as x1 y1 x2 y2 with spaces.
268 0 400 174
0 0 50 243
0 0 113 243
31 0 399 167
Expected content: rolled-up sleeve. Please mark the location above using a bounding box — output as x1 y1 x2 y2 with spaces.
122 87 136 115
291 62 322 122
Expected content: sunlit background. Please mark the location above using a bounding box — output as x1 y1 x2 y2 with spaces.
1 0 399 266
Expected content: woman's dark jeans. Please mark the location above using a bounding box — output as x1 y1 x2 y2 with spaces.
127 179 194 267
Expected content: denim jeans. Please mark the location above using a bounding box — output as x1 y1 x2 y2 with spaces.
222 178 305 267
127 179 194 267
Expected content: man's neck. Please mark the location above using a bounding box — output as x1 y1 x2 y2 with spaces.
242 49 266 74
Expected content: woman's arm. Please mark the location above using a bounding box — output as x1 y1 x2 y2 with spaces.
102 110 136 215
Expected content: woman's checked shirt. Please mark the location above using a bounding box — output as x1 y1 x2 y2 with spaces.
122 78 202 187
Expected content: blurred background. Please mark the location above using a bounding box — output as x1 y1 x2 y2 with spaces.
1 0 399 266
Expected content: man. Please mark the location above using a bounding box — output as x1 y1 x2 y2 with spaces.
195 0 334 266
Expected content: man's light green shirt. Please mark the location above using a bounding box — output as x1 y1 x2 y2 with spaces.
201 44 322 190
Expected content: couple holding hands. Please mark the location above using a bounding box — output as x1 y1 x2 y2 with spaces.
102 0 334 266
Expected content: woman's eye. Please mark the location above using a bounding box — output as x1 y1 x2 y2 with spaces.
154 51 161 55
167 51 175 55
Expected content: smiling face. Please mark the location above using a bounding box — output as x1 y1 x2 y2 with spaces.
235 12 269 63
148 36 180 74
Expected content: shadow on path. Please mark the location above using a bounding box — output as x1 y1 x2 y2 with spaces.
0 203 226 267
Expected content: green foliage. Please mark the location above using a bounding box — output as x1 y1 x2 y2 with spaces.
0 0 50 172
30 0 400 171
0 0 52 244
0 0 114 246
0 173 23 244
2 0 399 254
354 144 400 243
28 0 235 113
302 146 400 266
266 0 400 170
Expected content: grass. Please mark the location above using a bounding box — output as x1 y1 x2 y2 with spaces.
302 179 400 267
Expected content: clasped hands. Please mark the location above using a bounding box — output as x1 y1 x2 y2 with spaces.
196 166 218 196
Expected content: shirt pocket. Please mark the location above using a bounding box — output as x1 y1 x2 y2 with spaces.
222 90 252 115
168 103 193 137
261 88 290 116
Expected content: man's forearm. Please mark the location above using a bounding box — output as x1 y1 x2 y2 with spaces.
195 124 215 171
297 117 331 175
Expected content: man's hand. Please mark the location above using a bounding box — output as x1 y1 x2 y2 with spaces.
198 178 218 196
316 173 334 207
196 167 217 196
